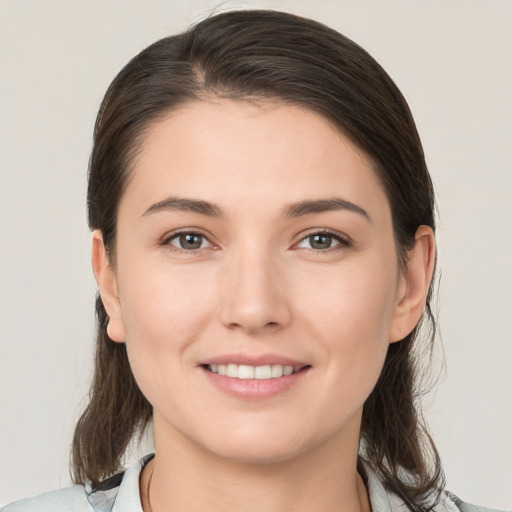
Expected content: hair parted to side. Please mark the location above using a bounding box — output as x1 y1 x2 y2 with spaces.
75 9 444 510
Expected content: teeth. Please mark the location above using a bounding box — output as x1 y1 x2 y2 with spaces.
283 365 293 376
255 365 271 379
226 363 238 378
271 364 283 378
210 363 296 379
237 364 255 379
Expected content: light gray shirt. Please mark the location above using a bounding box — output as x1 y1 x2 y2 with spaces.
2 455 507 512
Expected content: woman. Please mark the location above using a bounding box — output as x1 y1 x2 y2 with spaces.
3 9 503 512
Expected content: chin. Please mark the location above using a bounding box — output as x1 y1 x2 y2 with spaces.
208 438 307 466
191 416 346 467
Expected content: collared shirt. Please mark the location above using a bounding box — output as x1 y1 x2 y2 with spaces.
2 455 506 512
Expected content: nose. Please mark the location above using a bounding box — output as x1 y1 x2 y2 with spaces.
219 249 291 335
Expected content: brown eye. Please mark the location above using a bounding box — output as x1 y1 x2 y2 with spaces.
309 234 333 249
169 232 208 250
296 231 348 251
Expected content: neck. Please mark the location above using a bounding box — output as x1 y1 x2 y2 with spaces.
141 414 370 512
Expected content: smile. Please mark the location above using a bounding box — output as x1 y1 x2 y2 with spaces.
207 364 299 379
200 355 311 399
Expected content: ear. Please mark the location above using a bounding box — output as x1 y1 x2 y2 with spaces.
91 230 126 343
389 225 436 343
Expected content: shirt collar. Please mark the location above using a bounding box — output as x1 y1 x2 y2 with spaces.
92 454 436 512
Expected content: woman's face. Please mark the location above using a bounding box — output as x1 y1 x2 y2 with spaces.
97 99 416 464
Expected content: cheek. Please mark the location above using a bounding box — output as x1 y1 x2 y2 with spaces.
119 252 215 328
115 259 219 377
116 266 219 416
297 260 398 395
299 259 399 342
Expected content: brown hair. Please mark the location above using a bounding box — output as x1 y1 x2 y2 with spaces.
74 9 444 510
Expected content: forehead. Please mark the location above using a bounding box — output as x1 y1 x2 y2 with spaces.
121 99 390 219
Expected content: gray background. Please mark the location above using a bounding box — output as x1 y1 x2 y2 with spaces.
1 0 511 508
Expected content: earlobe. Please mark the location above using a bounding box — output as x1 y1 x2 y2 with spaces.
91 230 126 343
389 225 436 343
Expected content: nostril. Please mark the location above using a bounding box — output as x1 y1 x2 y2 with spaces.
219 293 292 334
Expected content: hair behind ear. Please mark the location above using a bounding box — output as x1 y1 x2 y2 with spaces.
71 295 152 484
360 328 444 511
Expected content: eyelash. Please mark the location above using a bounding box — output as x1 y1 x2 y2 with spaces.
161 229 351 254
162 230 216 253
295 229 351 253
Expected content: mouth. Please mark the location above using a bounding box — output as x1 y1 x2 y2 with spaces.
200 357 311 399
202 363 308 380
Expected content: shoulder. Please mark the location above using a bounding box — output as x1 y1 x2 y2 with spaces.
386 483 509 512
441 491 510 512
387 485 509 512
386 486 508 512
360 460 508 512
2 454 152 512
1 485 92 512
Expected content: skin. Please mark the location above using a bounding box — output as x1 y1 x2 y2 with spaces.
92 99 435 512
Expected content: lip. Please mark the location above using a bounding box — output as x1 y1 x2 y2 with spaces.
199 353 311 400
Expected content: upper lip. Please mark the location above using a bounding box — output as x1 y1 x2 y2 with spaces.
200 353 310 370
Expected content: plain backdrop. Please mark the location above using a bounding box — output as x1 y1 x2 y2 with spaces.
1 0 511 508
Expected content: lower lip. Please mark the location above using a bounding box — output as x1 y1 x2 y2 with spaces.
201 367 310 400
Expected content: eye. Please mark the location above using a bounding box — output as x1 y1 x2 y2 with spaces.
166 232 212 251
295 231 348 251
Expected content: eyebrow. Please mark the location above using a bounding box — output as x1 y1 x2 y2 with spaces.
283 198 370 221
143 197 224 217
143 196 370 221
